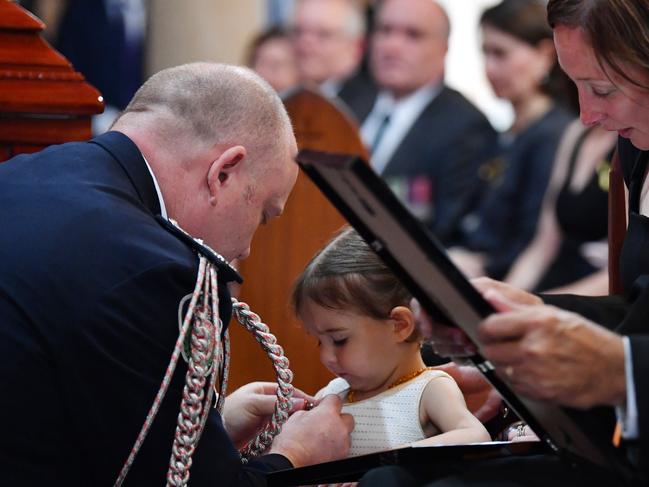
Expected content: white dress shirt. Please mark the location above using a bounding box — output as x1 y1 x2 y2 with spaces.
142 155 168 219
617 337 638 439
320 78 343 99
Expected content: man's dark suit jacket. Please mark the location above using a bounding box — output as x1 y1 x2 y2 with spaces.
377 86 497 245
0 132 291 485
336 69 378 125
55 0 143 110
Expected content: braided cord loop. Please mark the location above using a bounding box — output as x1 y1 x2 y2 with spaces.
231 301 294 459
166 262 223 486
114 257 220 487
114 248 293 486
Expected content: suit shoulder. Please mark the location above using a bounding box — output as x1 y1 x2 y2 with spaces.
421 86 493 130
517 107 574 154
434 87 486 115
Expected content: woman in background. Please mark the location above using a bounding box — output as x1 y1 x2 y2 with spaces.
504 120 616 293
450 0 574 281
246 26 299 93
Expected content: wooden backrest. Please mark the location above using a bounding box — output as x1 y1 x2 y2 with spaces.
229 88 368 394
0 0 103 161
608 150 626 295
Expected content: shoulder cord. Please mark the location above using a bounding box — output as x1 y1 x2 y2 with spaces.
231 302 294 459
114 256 294 486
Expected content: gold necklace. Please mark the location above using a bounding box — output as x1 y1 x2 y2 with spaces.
346 366 431 403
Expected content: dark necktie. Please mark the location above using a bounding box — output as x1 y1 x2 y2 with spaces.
371 113 391 154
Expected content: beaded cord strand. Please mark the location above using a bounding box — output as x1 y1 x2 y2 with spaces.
166 262 222 486
114 231 294 486
114 256 211 487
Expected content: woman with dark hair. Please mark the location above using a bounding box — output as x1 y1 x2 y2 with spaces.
359 0 649 485
450 0 575 282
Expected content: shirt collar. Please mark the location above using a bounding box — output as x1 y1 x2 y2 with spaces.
376 81 442 115
320 78 343 98
141 154 168 219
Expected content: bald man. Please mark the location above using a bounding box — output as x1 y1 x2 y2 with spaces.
362 0 497 245
0 63 352 486
291 0 377 122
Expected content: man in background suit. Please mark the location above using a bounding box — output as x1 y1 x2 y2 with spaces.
362 0 497 245
55 0 147 133
0 62 352 486
290 0 377 123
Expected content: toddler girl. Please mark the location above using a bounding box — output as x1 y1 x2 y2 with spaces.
292 227 490 457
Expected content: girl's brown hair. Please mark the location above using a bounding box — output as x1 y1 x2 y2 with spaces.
547 0 649 90
292 226 421 341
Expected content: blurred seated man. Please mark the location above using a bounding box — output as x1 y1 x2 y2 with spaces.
290 0 377 122
362 0 497 245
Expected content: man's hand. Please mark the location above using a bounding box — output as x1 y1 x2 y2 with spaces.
222 382 315 449
269 394 354 467
478 288 626 409
412 278 543 358
411 298 477 357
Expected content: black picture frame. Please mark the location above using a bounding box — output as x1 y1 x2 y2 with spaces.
274 149 632 483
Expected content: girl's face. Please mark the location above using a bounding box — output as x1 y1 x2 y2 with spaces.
300 300 402 393
555 26 649 150
481 25 554 104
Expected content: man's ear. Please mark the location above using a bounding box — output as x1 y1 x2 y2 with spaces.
389 306 415 342
207 145 247 205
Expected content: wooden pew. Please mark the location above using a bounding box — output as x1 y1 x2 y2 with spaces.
231 88 369 394
0 0 103 162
